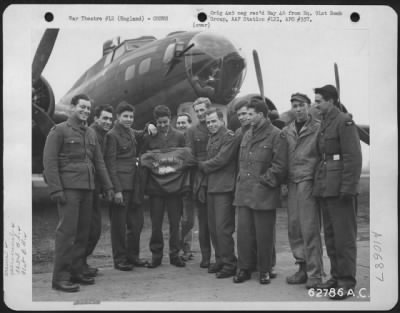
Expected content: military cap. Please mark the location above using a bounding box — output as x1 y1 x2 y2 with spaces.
290 93 311 104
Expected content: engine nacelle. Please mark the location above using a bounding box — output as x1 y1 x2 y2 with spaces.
32 75 55 174
32 75 55 119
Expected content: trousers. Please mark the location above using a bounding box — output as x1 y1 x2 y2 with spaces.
207 193 236 270
52 189 93 282
109 190 144 264
318 196 357 288
149 195 182 260
237 207 276 273
288 181 324 279
180 193 194 253
84 186 102 265
194 199 211 261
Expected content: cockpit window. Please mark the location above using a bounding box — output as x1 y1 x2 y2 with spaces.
113 44 126 60
163 43 175 64
104 51 114 67
138 58 151 74
125 64 136 81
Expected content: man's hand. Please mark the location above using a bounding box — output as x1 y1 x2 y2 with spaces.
281 184 288 197
106 189 115 202
114 192 124 205
147 124 158 136
50 191 66 205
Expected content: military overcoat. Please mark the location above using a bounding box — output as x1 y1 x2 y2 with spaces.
313 106 362 197
233 118 287 210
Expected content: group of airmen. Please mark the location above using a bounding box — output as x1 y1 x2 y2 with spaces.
42 84 362 300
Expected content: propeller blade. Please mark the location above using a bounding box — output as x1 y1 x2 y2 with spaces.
334 62 343 111
252 50 265 101
356 125 370 145
32 29 59 84
334 64 369 145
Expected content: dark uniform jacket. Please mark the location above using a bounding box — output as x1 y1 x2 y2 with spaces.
141 126 185 152
282 115 321 184
185 122 209 161
313 106 362 197
234 125 251 140
104 121 139 193
233 118 287 210
43 115 113 194
185 122 209 201
90 123 107 151
199 126 240 193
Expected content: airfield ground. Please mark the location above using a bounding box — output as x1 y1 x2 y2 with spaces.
30 176 370 305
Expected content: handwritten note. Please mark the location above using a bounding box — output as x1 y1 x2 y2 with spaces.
4 223 27 276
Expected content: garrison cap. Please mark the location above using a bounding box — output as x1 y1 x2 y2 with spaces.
290 93 311 104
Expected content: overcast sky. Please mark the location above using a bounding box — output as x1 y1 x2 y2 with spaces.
31 15 370 168
32 26 369 125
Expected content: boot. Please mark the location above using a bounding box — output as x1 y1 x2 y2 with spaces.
286 262 307 284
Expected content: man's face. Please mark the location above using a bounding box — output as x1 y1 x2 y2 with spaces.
193 103 208 122
291 100 309 122
247 108 263 126
236 106 250 127
117 110 134 129
314 94 332 115
176 116 191 131
71 99 91 122
156 116 171 133
95 110 113 131
206 112 223 134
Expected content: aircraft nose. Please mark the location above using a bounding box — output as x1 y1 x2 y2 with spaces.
185 32 246 104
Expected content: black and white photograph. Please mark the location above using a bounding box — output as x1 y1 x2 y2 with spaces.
3 4 397 310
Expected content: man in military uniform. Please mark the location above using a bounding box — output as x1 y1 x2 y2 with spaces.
83 104 113 277
233 98 287 285
312 85 362 300
43 94 114 292
185 97 212 268
141 105 187 268
176 113 195 261
198 108 240 278
283 93 324 289
234 99 251 138
234 97 278 279
104 102 151 271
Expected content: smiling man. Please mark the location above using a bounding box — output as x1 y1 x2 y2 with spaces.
43 94 114 292
83 104 113 277
312 85 362 300
175 112 195 261
234 99 251 138
176 113 192 132
282 93 324 289
185 97 213 269
198 108 240 278
233 97 287 285
104 102 150 272
91 105 113 146
141 105 186 269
